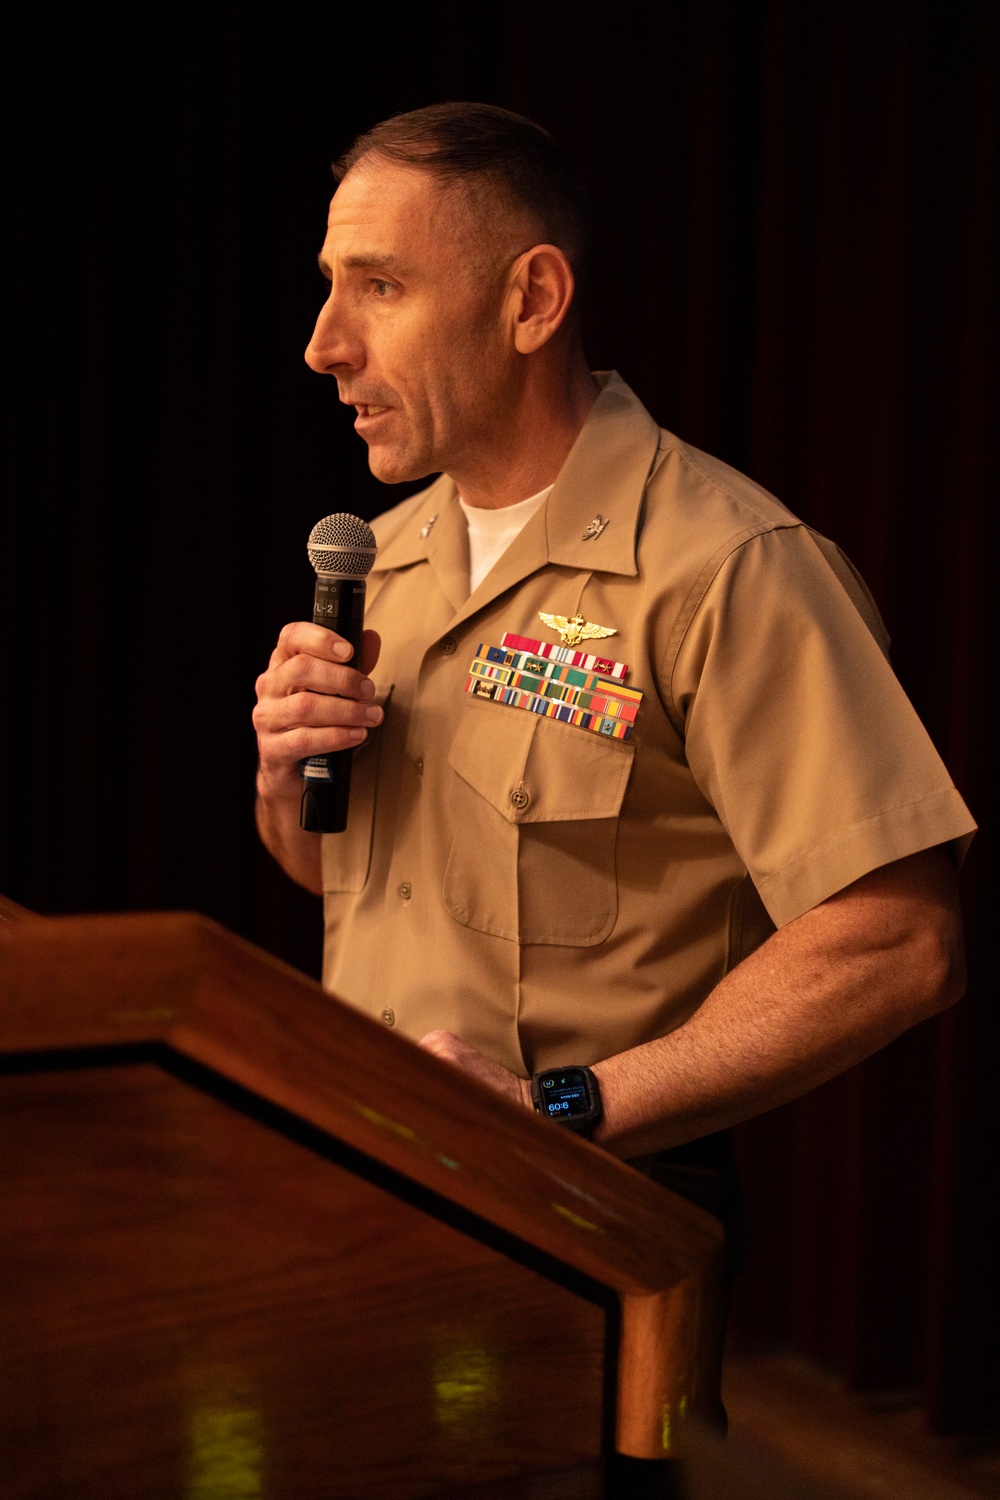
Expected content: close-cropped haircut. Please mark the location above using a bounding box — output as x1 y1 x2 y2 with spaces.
333 102 593 282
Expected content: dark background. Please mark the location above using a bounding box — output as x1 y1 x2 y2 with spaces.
3 0 996 1437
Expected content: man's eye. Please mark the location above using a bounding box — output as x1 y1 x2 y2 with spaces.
371 279 393 297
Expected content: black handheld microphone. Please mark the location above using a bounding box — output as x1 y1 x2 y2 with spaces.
299 513 378 834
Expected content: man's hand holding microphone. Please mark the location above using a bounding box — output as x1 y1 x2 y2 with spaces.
253 514 381 891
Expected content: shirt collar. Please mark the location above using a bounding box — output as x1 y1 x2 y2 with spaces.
543 370 661 577
370 371 661 581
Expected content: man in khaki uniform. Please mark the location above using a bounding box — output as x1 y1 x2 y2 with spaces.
254 104 973 1175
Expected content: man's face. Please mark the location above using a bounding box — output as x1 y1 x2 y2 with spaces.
305 157 524 485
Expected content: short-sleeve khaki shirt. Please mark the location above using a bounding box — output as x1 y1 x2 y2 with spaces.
321 374 975 1076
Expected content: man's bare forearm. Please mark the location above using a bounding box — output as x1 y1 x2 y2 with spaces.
590 846 965 1157
255 772 323 894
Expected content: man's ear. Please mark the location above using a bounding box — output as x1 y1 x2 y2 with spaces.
509 245 577 353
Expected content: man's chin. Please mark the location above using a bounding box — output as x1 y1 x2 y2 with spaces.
365 443 435 487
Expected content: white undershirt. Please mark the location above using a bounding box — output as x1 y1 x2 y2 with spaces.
459 486 552 592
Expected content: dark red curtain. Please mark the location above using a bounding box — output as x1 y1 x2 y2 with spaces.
3 0 995 1434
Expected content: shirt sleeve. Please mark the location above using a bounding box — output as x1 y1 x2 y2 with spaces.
670 524 976 927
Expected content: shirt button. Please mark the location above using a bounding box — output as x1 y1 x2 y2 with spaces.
440 635 457 655
510 784 530 811
398 881 412 900
381 1008 395 1027
415 756 425 775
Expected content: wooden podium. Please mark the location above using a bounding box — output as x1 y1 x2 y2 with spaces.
0 903 723 1499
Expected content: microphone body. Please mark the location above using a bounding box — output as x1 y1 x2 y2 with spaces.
299 514 378 834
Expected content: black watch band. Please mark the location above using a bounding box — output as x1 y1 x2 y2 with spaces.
530 1065 603 1140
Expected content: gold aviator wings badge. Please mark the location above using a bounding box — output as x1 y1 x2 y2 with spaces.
538 612 618 649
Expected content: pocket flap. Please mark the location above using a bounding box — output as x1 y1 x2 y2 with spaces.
448 696 634 824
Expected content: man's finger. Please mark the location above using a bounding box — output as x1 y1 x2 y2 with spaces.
270 653 376 702
262 690 384 733
418 1029 464 1060
260 724 370 762
274 620 359 664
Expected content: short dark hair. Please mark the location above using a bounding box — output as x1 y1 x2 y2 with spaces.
333 102 592 281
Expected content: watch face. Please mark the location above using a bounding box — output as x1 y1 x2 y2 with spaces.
537 1068 593 1122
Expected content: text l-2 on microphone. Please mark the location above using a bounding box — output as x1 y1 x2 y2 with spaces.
299 513 378 834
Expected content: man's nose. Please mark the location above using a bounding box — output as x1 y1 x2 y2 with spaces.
304 294 361 374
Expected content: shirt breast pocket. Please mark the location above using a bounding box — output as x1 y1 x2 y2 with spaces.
320 683 393 894
444 696 635 946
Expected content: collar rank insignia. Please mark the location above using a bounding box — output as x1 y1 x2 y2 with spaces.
581 514 609 541
419 514 438 539
538 612 618 648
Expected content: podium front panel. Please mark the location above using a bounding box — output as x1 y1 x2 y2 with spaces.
0 1056 605 1499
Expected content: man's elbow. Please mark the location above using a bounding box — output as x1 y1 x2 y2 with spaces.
867 846 968 1025
904 906 967 1021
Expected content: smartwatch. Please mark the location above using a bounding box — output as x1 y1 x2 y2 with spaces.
530 1066 602 1139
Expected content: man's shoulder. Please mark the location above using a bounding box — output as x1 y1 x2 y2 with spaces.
649 430 803 541
640 428 889 654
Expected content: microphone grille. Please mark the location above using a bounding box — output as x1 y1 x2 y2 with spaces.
307 513 378 577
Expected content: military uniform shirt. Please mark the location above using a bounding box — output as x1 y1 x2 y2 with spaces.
320 374 976 1076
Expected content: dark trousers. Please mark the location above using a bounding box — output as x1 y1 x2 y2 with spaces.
629 1128 744 1279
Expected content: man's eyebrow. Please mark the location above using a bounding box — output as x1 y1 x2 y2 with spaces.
316 251 406 278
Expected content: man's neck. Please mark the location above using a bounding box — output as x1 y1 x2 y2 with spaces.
446 356 600 511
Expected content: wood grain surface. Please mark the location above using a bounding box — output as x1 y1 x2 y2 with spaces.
0 910 724 1472
0 1063 604 1499
0 892 37 923
0 912 721 1294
